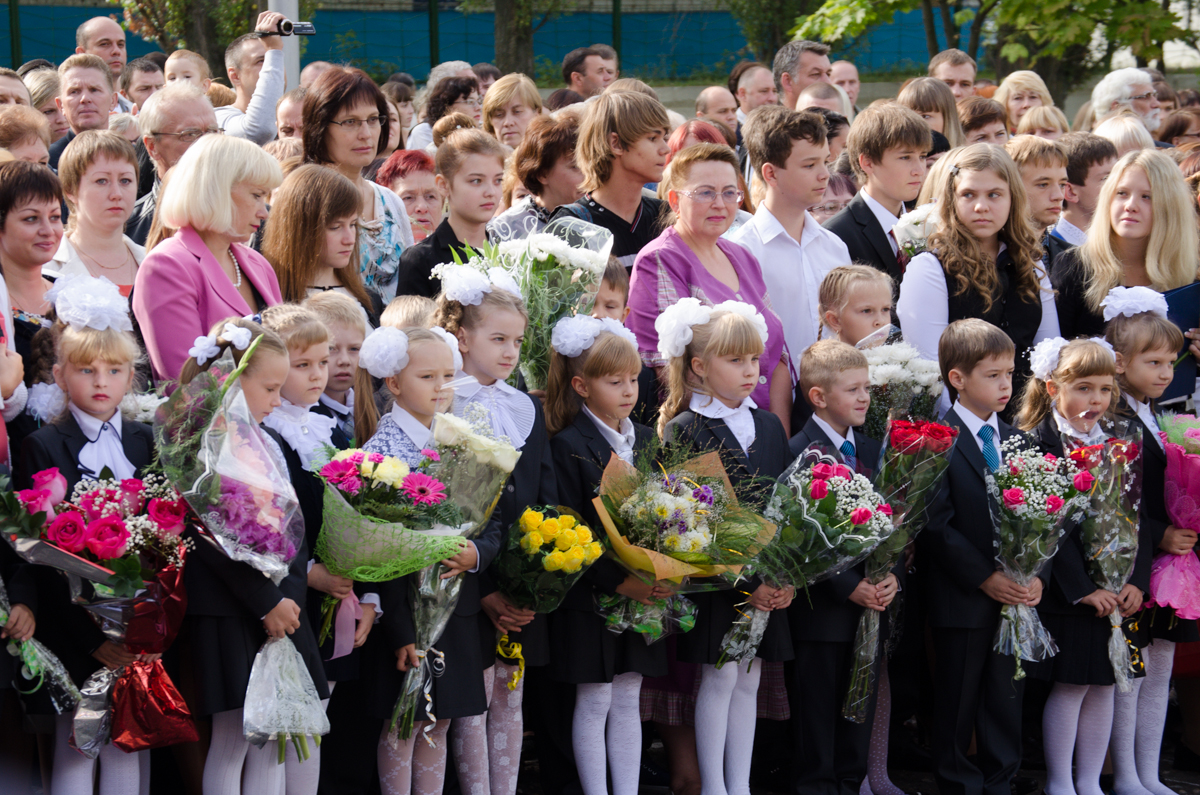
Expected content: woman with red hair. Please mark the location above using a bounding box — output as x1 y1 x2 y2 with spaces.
376 149 442 241
661 119 754 218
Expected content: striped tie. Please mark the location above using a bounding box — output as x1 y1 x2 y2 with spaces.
840 439 856 470
979 425 1000 473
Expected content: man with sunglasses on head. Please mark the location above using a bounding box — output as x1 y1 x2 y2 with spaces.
217 10 288 144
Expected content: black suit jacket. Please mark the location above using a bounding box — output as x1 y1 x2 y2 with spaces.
1117 396 1173 579
394 218 472 299
919 408 1046 629
787 418 884 642
550 410 654 610
47 130 75 171
823 192 903 287
17 413 155 493
663 407 791 504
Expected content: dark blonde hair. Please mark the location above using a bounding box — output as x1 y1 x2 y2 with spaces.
577 90 670 193
657 309 765 438
544 331 642 435
938 318 1015 403
260 303 331 353
799 339 869 399
432 112 480 148
434 287 529 339
179 317 288 385
1016 338 1117 431
601 256 630 304
57 130 140 230
381 294 437 328
897 77 964 148
845 103 933 182
928 143 1044 312
1105 310 1186 396
818 264 894 332
660 142 740 226
434 125 506 182
304 290 380 442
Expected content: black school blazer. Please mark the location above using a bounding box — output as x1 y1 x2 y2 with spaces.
17 412 155 493
663 407 791 503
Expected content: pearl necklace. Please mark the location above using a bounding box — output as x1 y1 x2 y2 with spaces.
229 246 242 288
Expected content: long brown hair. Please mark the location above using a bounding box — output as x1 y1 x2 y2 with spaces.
262 164 374 315
544 332 642 435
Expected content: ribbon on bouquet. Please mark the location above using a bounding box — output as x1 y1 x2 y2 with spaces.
329 592 363 661
496 635 525 690
390 646 446 748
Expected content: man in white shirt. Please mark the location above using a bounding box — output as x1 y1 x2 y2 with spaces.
217 11 288 145
75 16 133 113
1053 132 1118 246
731 106 850 373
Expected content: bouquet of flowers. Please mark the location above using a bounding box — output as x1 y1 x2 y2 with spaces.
391 409 521 744
1065 427 1143 691
0 570 79 713
1149 414 1200 621
843 416 958 721
497 218 612 390
892 202 939 261
988 438 1088 679
859 340 943 439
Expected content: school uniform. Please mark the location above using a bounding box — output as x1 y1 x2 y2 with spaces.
919 403 1038 795
786 416 884 795
547 408 667 683
663 397 792 666
822 192 906 295
312 392 355 449
393 218 475 299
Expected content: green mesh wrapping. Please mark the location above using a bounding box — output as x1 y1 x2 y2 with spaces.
315 486 468 583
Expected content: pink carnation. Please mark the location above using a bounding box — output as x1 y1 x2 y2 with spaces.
421 449 441 462
31 468 68 505
810 479 829 500
1002 488 1026 508
367 452 385 463
84 516 130 559
849 507 873 526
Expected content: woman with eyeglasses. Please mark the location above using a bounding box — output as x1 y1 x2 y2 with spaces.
405 76 482 155
303 66 414 303
809 172 856 224
627 142 792 431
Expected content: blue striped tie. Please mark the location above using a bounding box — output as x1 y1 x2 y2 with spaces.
840 439 856 470
979 425 1000 473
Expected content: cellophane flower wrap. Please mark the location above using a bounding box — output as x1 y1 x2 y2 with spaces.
593 592 698 643
313 446 470 652
0 570 79 713
497 218 612 390
988 438 1087 680
843 415 958 722
1151 414 1200 621
1064 425 1143 692
859 340 943 440
892 202 939 261
243 636 329 763
391 409 521 745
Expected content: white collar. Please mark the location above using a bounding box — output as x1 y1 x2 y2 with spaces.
1123 390 1164 449
453 371 536 448
689 392 757 454
861 190 902 233
582 404 636 463
1051 405 1106 444
319 390 353 418
390 402 434 451
811 414 857 455
263 399 339 472
70 402 123 441
1054 216 1088 247
953 399 1000 451
752 204 823 248
68 402 135 481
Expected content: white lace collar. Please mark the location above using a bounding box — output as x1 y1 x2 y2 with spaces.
689 392 757 454
263 399 339 471
453 372 535 449
390 402 434 451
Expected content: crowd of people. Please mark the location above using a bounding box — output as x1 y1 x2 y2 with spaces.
0 11 1199 795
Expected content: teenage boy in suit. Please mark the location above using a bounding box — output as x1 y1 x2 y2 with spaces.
921 318 1045 795
787 339 896 795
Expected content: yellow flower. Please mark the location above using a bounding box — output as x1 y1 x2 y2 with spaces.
566 545 586 564
523 531 544 553
654 505 670 519
558 515 576 529
584 541 603 563
543 550 566 571
575 527 593 544
359 459 376 477
555 529 579 551
520 510 543 534
372 458 410 488
561 556 582 574
539 518 561 539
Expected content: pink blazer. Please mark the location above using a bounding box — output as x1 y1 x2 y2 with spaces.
133 226 283 382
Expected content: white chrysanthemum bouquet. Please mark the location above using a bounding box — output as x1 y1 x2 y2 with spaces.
860 340 943 438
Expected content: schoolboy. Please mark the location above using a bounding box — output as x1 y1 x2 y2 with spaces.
787 339 894 795
921 319 1043 795
824 103 931 287
1004 135 1071 266
552 90 671 272
163 49 211 91
1053 132 1118 246
591 257 660 429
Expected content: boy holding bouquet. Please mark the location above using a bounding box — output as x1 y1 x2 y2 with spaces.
922 319 1042 795
787 339 893 795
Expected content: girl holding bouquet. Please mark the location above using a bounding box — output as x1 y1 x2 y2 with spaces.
177 318 329 795
437 271 559 795
1104 290 1195 795
658 300 793 795
1016 336 1145 795
356 323 478 795
544 315 669 795
18 275 154 795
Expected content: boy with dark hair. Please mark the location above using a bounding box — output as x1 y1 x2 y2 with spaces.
1053 131 1118 245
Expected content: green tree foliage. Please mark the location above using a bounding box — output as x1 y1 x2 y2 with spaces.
726 0 822 63
457 0 575 75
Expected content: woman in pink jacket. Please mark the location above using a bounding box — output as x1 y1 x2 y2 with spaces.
132 134 284 382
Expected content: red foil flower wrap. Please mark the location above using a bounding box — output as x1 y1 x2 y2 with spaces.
110 659 198 753
123 558 188 655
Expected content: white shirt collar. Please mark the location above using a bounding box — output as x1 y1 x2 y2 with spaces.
811 414 857 456
1054 217 1088 247
751 204 823 248
582 405 637 465
390 402 434 451
263 399 339 472
689 393 757 454
319 390 353 418
453 372 536 449
69 402 135 481
952 398 1001 455
1123 390 1164 449
1051 405 1106 445
737 107 747 124
861 190 902 235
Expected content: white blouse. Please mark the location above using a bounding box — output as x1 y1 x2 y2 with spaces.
453 374 536 449
263 400 339 472
690 393 756 455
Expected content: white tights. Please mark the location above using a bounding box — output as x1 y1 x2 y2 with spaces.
573 673 643 795
694 660 761 795
51 713 147 795
203 708 285 795
860 664 904 795
377 720 451 795
1112 640 1179 795
451 662 524 795
1042 683 1114 795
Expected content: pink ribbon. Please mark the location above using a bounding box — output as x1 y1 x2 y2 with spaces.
329 592 363 660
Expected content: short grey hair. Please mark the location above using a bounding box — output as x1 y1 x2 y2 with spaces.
772 40 830 95
137 81 209 138
418 60 473 112
1092 67 1152 118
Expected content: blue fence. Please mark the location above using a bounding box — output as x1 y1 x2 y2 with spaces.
0 3 977 80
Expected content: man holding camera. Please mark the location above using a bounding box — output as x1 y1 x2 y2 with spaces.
217 10 288 145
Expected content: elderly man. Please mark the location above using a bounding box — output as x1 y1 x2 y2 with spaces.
49 54 117 169
831 60 860 112
773 40 832 113
735 63 777 125
928 49 977 101
75 16 132 112
125 82 219 245
561 47 614 98
120 57 163 113
696 86 739 134
218 10 287 144
1092 67 1164 135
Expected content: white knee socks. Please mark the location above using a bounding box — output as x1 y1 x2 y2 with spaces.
52 713 144 795
203 708 284 795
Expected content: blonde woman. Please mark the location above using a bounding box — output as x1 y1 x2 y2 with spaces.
1093 112 1155 156
482 73 543 148
1052 148 1199 338
995 70 1054 132
898 77 965 147
1016 105 1071 140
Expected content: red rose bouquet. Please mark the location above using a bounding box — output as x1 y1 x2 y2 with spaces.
1149 414 1200 622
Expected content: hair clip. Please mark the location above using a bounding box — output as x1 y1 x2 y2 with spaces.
188 335 222 368
243 313 263 325
221 323 253 351
360 326 411 378
949 164 961 177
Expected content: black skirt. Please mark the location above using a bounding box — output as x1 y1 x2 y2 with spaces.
485 611 550 668
1130 605 1200 645
547 600 668 683
675 586 792 666
1028 611 1127 686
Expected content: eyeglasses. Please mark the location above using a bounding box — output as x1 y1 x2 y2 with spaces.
1129 92 1157 102
678 188 744 205
453 96 483 108
153 127 222 143
330 116 383 130
811 202 849 215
